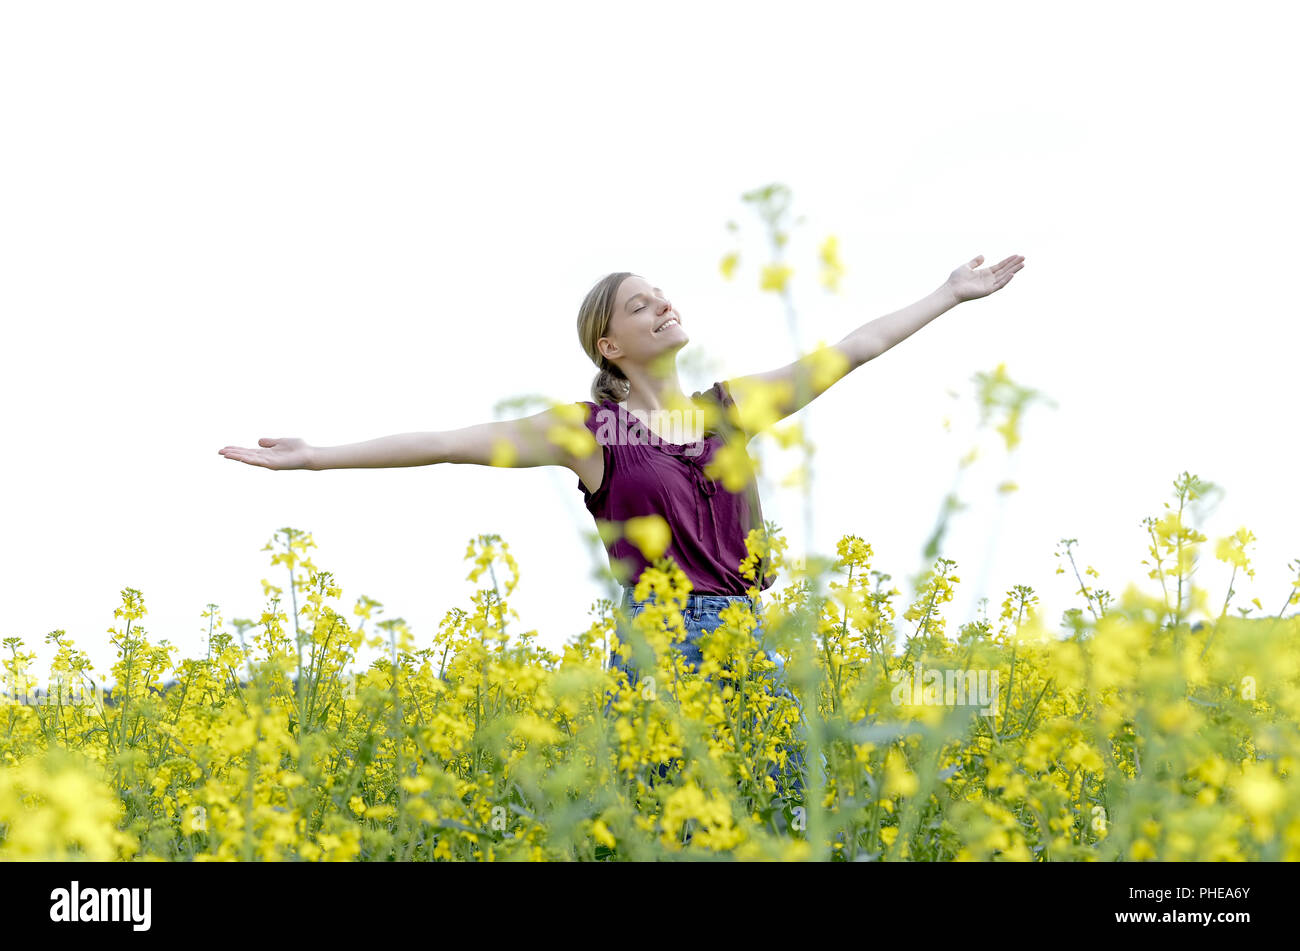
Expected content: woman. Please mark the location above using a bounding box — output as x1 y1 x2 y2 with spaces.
218 256 1025 792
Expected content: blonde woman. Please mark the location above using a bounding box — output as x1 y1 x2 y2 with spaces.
219 257 1026 792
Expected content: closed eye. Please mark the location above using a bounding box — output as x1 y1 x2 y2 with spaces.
630 287 666 313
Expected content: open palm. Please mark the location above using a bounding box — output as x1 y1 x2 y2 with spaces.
947 254 1025 302
218 436 313 470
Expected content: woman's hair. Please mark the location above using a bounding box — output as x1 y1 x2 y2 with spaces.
577 271 634 404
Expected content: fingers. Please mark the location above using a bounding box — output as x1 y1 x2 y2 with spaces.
968 254 985 268
990 255 1026 286
218 439 278 467
994 265 1024 289
218 447 262 466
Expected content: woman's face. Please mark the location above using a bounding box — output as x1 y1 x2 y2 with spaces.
599 275 688 368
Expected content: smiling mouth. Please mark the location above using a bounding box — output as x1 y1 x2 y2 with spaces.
653 315 681 333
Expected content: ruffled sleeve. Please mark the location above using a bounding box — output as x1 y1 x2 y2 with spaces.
691 380 752 441
577 400 616 509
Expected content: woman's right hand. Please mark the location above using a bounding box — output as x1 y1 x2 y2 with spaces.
218 437 315 471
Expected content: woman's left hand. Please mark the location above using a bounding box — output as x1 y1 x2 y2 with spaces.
946 254 1025 303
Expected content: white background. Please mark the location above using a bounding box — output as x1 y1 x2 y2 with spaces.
3 0 1296 686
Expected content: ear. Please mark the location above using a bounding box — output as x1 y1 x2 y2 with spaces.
598 336 621 361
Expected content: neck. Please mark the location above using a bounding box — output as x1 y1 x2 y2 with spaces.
620 359 690 416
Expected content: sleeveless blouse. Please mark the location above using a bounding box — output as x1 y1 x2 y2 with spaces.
575 380 774 595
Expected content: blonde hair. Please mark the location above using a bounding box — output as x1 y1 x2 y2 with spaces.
577 271 634 404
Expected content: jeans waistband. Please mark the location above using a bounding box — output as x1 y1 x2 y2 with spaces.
621 585 762 614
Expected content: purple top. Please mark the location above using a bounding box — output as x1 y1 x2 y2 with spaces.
576 380 774 595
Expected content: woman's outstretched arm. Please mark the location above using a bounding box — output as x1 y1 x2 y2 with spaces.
218 405 602 486
725 254 1025 434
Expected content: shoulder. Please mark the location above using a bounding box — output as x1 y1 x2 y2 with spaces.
691 380 732 406
575 399 623 440
690 380 744 438
569 399 604 422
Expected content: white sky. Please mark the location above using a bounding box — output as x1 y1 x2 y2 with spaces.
3 0 1297 687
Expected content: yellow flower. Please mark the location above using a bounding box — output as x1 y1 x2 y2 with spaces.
406 799 436 824
1065 741 1105 773
1129 839 1157 860
819 234 845 293
590 819 616 850
780 464 809 490
489 438 517 468
547 423 597 459
512 713 563 745
771 422 804 450
704 439 758 493
883 746 919 798
727 377 793 435
759 263 793 293
719 251 740 280
400 775 433 795
1232 760 1285 828
624 515 671 560
805 344 850 394
1214 527 1256 570
0 752 135 861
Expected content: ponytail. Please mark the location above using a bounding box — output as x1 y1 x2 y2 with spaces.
578 271 636 404
591 363 631 404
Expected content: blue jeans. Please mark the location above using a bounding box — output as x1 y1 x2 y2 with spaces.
604 586 808 799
